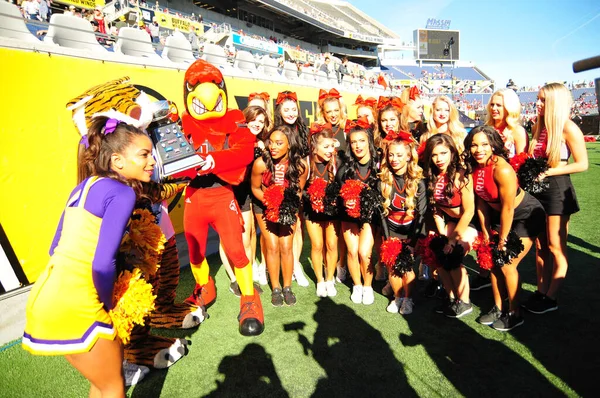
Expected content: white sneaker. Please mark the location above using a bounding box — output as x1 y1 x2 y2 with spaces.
123 360 150 387
381 281 393 297
362 286 375 305
399 297 414 315
351 285 363 304
335 263 347 283
316 281 327 297
258 263 268 286
325 280 337 297
386 297 403 313
375 262 387 281
293 262 310 287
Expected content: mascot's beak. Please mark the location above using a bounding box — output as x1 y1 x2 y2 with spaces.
186 82 226 121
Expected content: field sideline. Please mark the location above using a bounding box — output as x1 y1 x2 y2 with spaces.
1 144 599 397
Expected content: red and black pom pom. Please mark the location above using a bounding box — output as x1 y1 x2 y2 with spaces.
473 230 524 269
417 234 441 270
263 185 300 226
510 152 549 194
428 234 465 271
473 234 493 271
339 180 380 223
380 237 415 277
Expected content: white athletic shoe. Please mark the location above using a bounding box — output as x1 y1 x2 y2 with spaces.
325 280 337 297
293 262 310 287
351 285 363 304
335 263 347 283
123 360 150 387
387 297 403 313
258 263 268 286
362 286 375 305
316 281 328 297
400 297 414 315
374 262 387 281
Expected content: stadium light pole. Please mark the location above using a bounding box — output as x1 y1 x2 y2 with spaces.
444 37 455 101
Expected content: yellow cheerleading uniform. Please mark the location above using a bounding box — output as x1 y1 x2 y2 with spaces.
23 177 134 355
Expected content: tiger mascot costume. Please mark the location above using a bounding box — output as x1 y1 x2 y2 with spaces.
66 78 204 379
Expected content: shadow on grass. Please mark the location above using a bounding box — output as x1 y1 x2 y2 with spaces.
206 343 289 398
285 297 418 397
511 240 600 397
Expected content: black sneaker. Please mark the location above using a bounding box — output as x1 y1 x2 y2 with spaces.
521 291 544 311
524 295 558 314
435 297 454 314
492 312 524 331
229 281 241 297
470 275 492 291
271 287 284 307
445 300 473 318
282 286 297 306
424 279 441 298
478 305 502 325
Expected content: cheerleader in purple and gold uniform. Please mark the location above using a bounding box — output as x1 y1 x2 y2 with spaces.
379 131 427 315
23 117 156 397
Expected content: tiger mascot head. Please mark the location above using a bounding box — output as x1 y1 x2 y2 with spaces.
66 77 154 141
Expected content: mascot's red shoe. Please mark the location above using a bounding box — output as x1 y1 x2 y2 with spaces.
184 276 217 308
238 290 264 336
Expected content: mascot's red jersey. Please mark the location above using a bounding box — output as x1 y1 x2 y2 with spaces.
178 59 254 184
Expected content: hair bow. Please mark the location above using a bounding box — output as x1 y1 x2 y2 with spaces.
103 118 120 135
318 88 341 104
80 135 90 149
276 91 297 105
309 122 332 135
384 130 414 143
344 116 372 133
249 92 270 102
409 86 421 101
355 95 378 108
377 96 404 110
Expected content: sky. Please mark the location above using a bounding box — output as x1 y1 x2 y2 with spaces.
348 0 600 88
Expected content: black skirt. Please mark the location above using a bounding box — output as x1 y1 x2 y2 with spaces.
532 175 580 216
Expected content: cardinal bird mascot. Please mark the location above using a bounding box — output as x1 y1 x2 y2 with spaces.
179 59 264 336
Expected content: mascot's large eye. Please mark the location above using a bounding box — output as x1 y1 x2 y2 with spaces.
216 79 225 90
186 82 194 92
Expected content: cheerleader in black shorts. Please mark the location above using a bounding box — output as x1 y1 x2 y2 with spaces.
522 83 588 314
219 105 270 294
422 133 478 318
274 91 310 287
465 126 546 331
335 118 380 305
304 123 339 298
379 131 427 315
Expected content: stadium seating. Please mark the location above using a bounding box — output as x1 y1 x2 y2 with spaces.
234 50 257 74
44 14 106 52
114 27 160 59
0 2 39 42
316 70 328 84
283 61 299 80
201 42 228 68
262 56 281 77
161 30 196 64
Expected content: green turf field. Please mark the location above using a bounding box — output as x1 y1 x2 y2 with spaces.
2 144 599 398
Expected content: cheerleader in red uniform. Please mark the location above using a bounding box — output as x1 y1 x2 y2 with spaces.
422 133 478 318
422 96 467 154
400 86 427 142
274 91 310 287
379 130 427 315
523 83 588 314
336 118 380 305
251 125 308 306
304 123 339 297
464 126 545 331
377 96 403 142
317 89 348 282
485 88 528 158
355 95 379 145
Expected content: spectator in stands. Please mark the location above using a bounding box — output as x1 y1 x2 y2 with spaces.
154 0 159 10
93 6 107 35
485 88 528 158
523 83 588 315
149 19 160 44
319 56 331 77
38 0 50 22
114 0 121 12
64 5 75 17
422 96 467 153
337 57 349 84
22 0 39 20
506 79 518 92
188 26 199 54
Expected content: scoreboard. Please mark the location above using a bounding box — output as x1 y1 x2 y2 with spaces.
414 29 460 61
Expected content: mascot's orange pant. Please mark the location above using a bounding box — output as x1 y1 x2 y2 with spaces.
184 185 248 268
